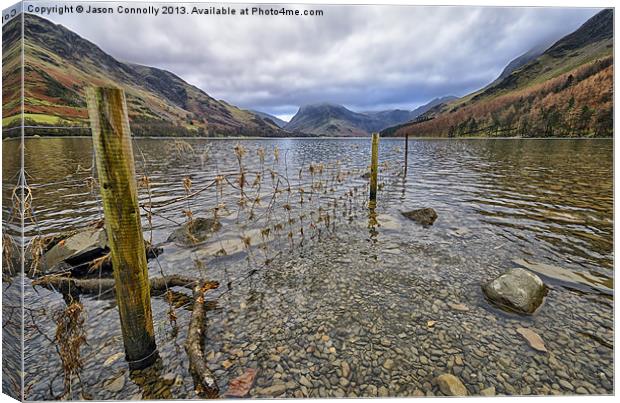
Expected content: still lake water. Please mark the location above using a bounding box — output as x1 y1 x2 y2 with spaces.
2 137 614 398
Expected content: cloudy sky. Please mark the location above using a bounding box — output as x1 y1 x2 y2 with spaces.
34 2 600 120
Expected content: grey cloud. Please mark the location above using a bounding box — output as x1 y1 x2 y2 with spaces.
40 2 600 119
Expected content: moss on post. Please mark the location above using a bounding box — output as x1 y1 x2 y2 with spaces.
86 87 157 369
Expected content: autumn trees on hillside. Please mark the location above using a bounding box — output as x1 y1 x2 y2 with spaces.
394 56 613 138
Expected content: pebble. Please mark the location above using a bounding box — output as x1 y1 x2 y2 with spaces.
576 386 588 394
257 383 287 396
341 361 351 378
480 386 495 396
104 374 125 393
299 376 313 388
436 374 468 396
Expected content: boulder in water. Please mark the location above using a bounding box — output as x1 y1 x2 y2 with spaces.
40 227 162 276
482 268 546 314
401 208 438 226
167 217 222 246
42 227 108 274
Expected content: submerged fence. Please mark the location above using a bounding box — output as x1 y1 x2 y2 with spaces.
2 88 412 399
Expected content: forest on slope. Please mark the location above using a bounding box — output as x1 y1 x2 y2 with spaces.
383 9 613 138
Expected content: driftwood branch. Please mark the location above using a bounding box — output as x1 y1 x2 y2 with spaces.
185 282 220 398
32 274 202 296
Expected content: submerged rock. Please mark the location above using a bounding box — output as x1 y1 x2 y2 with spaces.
482 268 545 314
40 227 162 276
516 327 547 352
435 374 468 396
361 172 371 179
42 227 108 273
167 217 222 246
401 208 438 226
513 258 612 296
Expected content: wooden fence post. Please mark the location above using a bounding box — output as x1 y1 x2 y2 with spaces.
87 87 157 369
404 134 409 176
369 132 380 202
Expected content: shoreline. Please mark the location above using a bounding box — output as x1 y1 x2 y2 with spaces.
3 135 614 141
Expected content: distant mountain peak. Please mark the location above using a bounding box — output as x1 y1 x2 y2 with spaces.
284 97 457 136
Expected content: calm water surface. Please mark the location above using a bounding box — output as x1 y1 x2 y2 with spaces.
2 137 613 399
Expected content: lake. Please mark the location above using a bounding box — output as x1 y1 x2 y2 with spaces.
2 137 613 398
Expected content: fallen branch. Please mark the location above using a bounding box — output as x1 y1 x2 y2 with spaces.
32 274 204 296
185 282 220 398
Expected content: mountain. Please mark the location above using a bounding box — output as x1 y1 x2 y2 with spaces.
250 110 288 128
383 9 613 138
409 96 457 118
496 41 553 81
2 14 287 137
285 96 457 136
284 103 372 136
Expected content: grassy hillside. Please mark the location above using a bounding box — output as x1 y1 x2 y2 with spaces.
384 9 613 138
2 14 287 137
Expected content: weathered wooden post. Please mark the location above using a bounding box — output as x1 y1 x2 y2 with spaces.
369 132 380 203
87 87 157 369
404 134 409 176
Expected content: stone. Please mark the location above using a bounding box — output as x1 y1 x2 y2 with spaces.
299 375 313 388
448 303 469 312
378 386 389 397
162 372 176 383
341 361 351 378
41 227 161 275
576 386 588 394
513 259 613 296
482 268 545 314
559 380 574 391
401 208 438 226
257 383 287 396
383 359 395 370
42 227 108 271
104 374 125 393
166 217 222 246
103 352 124 367
516 327 547 353
480 386 496 396
436 374 468 396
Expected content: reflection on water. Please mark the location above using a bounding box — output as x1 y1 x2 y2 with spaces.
2 137 613 399
5 138 613 277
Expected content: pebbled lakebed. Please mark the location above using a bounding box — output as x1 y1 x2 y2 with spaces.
3 137 613 398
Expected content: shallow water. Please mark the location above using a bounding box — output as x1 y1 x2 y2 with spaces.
2 137 613 398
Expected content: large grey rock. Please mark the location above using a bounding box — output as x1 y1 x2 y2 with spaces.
167 217 222 246
482 268 546 314
40 227 162 276
42 227 108 273
401 208 438 226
